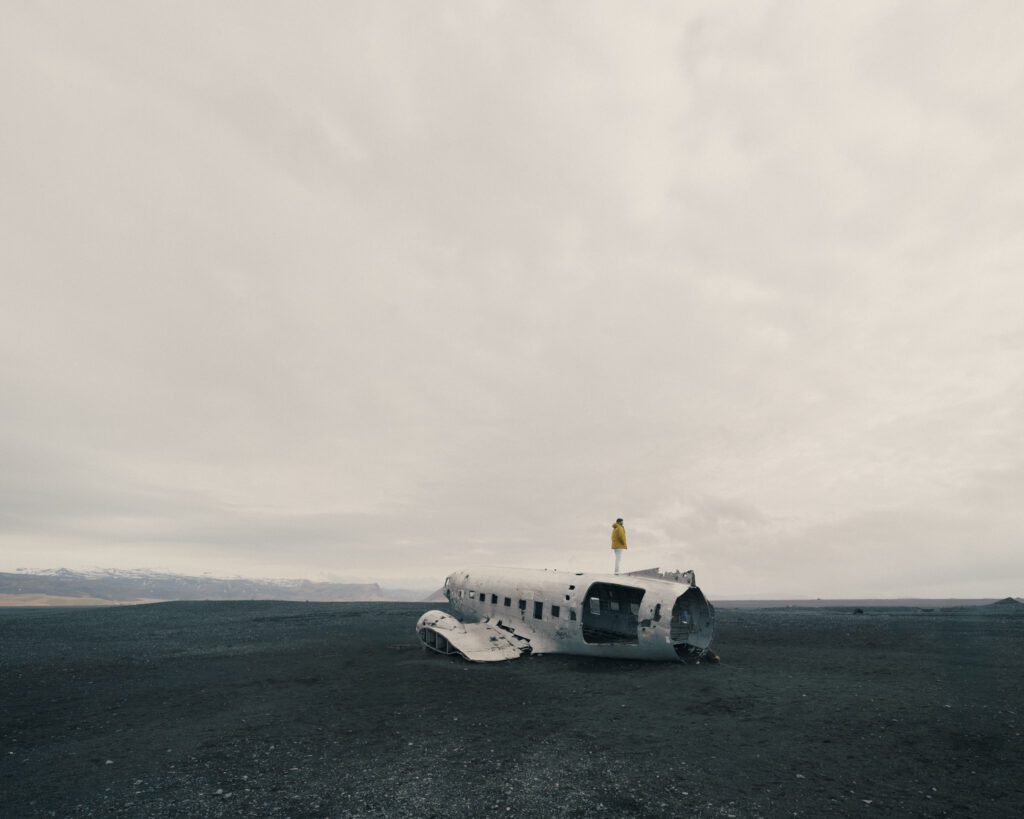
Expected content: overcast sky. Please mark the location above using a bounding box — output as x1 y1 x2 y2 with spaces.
2 2 1022 597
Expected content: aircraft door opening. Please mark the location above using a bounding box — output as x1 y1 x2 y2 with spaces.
581 583 645 644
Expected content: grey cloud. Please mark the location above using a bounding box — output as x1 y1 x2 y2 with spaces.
2 3 1023 595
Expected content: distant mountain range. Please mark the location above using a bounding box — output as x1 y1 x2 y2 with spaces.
1 569 1016 609
0 568 435 605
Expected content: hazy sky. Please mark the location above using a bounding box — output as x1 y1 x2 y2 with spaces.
2 2 1023 596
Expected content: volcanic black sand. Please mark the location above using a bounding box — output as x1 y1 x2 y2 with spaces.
2 601 1022 817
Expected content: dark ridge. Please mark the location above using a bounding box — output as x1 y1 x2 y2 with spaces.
423 586 448 602
0 570 426 603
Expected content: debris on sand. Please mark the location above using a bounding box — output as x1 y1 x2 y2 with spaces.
5 599 1024 817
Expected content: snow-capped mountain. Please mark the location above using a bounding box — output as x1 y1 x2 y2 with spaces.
1 568 431 603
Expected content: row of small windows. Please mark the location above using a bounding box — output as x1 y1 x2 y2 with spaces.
455 588 576 621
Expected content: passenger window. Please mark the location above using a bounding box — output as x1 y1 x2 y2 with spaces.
609 601 620 612
589 597 600 615
518 600 527 611
533 601 543 619
569 609 577 621
551 605 561 618
491 594 497 604
504 597 511 607
629 603 640 616
565 594 570 601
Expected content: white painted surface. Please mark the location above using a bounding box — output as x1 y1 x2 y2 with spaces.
417 566 715 663
416 609 527 662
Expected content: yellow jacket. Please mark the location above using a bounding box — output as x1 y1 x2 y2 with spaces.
611 522 627 550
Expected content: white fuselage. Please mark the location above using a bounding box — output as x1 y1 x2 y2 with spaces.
442 566 714 662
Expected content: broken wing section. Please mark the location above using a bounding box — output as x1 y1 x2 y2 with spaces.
416 610 529 663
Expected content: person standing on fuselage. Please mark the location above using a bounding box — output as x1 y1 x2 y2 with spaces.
611 518 627 574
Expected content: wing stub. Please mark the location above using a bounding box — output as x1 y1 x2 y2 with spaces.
416 610 529 662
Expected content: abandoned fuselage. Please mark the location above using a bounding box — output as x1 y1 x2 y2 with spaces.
416 566 715 663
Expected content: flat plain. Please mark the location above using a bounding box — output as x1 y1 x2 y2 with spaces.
1 600 1022 817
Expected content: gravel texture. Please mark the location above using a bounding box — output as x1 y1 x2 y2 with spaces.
1 600 1022 817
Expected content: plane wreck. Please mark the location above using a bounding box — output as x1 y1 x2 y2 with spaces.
416 566 716 663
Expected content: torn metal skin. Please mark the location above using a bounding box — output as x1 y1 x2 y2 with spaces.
416 566 716 663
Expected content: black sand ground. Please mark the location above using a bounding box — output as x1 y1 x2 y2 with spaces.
1 601 1022 818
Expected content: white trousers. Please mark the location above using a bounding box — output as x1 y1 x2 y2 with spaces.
614 549 622 575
